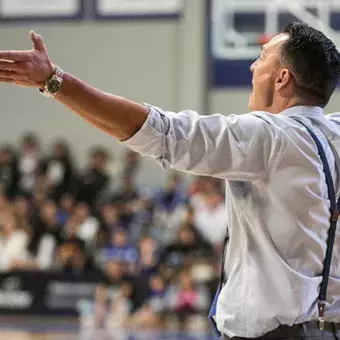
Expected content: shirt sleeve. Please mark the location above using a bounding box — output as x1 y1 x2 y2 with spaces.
121 105 284 181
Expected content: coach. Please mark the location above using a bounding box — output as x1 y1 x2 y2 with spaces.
0 22 340 340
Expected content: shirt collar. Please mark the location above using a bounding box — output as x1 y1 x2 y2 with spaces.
278 105 324 118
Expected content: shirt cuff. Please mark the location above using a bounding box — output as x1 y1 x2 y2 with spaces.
120 104 169 159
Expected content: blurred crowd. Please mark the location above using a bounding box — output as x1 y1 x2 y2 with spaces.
0 133 227 330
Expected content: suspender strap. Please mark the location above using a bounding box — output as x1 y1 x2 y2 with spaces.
219 229 229 287
208 228 229 337
292 118 340 330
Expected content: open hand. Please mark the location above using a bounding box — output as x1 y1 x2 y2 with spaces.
0 31 54 88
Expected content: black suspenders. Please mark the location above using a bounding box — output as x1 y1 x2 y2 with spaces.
292 118 340 330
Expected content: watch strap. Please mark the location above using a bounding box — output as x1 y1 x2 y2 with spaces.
39 65 64 97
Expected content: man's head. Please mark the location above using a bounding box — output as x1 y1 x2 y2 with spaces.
249 22 340 113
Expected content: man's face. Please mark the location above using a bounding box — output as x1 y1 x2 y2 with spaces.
248 33 290 112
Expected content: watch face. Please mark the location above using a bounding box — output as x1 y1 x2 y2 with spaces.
47 77 62 94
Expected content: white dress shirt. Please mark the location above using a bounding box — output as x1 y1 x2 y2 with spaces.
122 104 340 338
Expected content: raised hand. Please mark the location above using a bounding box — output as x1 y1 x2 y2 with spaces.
0 31 54 88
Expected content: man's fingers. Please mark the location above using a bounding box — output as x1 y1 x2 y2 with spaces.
30 31 46 52
0 70 24 80
0 61 23 71
0 77 14 83
0 51 26 62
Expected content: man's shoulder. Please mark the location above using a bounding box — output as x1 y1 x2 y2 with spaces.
327 112 340 125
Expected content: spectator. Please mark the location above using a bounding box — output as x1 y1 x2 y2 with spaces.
17 133 41 196
40 140 75 201
168 270 210 330
29 186 48 218
12 195 30 233
193 190 227 249
61 243 95 275
76 147 110 208
99 203 121 231
131 236 160 311
93 261 133 328
55 214 86 271
122 150 140 178
73 202 99 246
0 208 29 272
100 228 138 275
130 274 166 329
56 193 75 226
99 228 137 272
0 193 10 215
158 226 206 282
152 174 188 244
25 200 60 270
0 145 19 199
111 176 139 229
96 203 121 249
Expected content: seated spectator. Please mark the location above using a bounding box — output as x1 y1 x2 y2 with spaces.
12 195 30 233
78 260 132 328
60 243 95 275
55 214 87 271
192 190 228 249
152 174 188 244
29 186 48 219
0 208 29 272
17 133 41 196
76 147 110 208
0 192 10 215
56 193 75 226
40 140 75 201
95 203 121 249
111 176 139 230
121 150 140 178
158 226 209 281
22 200 60 270
131 236 160 311
99 228 137 274
130 274 166 329
73 202 99 246
112 176 138 205
0 145 19 199
167 270 210 331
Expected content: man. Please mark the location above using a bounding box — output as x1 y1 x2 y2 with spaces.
0 22 340 339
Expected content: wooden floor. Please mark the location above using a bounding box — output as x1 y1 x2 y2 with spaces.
0 317 215 340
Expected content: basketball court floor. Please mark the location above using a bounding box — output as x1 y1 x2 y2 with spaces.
0 316 215 340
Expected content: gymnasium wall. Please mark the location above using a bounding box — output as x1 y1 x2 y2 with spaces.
0 0 206 186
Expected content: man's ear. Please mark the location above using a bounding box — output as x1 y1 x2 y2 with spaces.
275 68 292 90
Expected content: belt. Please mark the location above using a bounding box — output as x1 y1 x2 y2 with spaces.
221 321 340 340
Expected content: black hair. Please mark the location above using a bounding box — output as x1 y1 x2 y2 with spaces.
281 22 340 108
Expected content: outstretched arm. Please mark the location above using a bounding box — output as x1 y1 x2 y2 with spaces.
0 32 284 180
0 32 149 141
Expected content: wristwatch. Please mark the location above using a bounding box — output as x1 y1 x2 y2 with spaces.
39 65 64 98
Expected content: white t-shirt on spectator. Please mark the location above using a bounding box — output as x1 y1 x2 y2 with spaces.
77 216 99 244
35 234 57 270
0 230 29 272
192 196 227 246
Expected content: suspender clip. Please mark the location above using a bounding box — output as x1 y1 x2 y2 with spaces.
318 300 326 330
330 208 339 222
